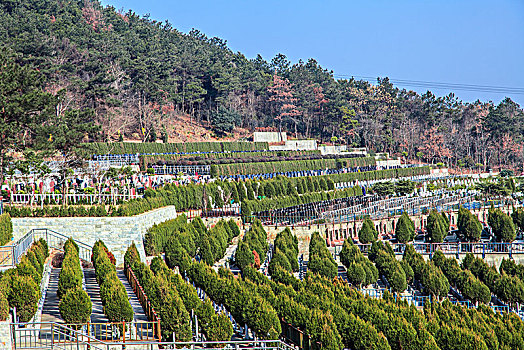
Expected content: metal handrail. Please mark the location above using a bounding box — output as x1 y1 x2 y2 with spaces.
353 242 524 257
12 322 296 350
1 228 94 268
9 193 142 204
124 266 162 341
12 322 106 350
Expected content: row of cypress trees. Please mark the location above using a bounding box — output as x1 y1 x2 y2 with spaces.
92 241 134 324
0 238 48 322
57 238 92 324
125 245 233 342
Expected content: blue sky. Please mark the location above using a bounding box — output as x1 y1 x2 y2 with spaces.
101 0 524 106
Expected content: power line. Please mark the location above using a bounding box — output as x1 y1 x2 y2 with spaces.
333 74 524 95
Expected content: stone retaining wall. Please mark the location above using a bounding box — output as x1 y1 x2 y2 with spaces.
11 206 178 266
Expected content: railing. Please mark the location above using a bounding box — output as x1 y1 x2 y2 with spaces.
9 193 142 205
0 230 35 268
254 193 511 227
202 204 241 217
94 154 140 162
11 322 296 349
1 228 93 268
222 164 379 180
31 228 93 262
12 322 106 350
152 164 210 175
353 242 524 258
280 320 320 350
64 322 159 343
124 266 162 341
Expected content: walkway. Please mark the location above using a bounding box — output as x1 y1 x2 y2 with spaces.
40 268 62 323
116 269 148 322
83 268 108 323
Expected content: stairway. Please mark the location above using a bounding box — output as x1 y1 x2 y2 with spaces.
40 268 62 323
116 269 149 322
83 268 108 323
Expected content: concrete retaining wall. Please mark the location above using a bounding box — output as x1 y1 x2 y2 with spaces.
11 206 178 266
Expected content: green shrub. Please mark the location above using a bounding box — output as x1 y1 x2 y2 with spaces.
457 207 482 242
0 289 9 321
206 312 234 344
272 227 299 272
16 256 40 285
426 210 448 243
340 238 378 287
59 287 92 323
488 208 516 242
57 265 82 299
0 213 13 246
8 275 40 322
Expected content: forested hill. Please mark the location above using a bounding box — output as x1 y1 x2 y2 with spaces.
1 0 523 169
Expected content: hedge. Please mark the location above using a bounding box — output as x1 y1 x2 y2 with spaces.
92 241 133 323
214 157 376 176
0 213 13 246
141 150 320 168
86 141 269 155
0 239 48 322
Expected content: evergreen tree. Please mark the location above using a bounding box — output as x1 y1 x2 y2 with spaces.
426 210 447 243
457 207 482 242
245 182 255 200
236 182 247 201
395 212 415 243
488 208 516 242
231 184 239 204
358 218 378 244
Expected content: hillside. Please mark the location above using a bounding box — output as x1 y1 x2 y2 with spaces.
0 0 523 169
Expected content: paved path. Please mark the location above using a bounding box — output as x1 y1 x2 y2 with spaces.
116 269 148 322
41 268 62 323
83 268 108 323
